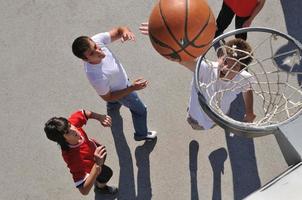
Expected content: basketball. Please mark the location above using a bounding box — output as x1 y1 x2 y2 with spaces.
148 0 216 62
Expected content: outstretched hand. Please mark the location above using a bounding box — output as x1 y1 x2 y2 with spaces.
121 28 135 42
94 145 107 166
131 78 148 90
99 115 112 127
139 22 149 35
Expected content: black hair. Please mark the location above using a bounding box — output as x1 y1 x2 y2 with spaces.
72 36 91 60
44 117 70 151
225 38 253 68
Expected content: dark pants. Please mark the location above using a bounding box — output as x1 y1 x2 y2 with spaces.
215 2 250 40
96 165 113 184
107 91 148 137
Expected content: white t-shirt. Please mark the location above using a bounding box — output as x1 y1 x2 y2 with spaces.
188 60 254 129
84 32 129 96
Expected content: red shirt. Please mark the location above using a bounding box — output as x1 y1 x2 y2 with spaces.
224 0 258 17
61 110 100 187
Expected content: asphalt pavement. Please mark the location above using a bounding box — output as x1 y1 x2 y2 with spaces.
0 0 300 199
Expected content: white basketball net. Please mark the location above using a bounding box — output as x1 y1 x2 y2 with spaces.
199 32 302 128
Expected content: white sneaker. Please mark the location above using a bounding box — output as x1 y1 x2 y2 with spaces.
134 131 157 141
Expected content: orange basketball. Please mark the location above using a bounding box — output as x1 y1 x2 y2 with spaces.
148 0 216 62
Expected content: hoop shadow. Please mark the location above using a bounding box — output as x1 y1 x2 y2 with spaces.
189 140 199 200
223 94 261 200
95 108 135 200
280 0 302 85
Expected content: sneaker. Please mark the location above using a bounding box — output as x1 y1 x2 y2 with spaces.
94 185 118 196
134 131 157 141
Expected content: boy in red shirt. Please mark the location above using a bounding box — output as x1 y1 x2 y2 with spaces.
44 109 118 196
215 0 266 40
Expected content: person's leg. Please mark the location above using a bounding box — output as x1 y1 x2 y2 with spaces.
95 165 118 195
96 165 113 184
215 2 235 38
234 16 250 40
118 92 148 137
106 101 122 113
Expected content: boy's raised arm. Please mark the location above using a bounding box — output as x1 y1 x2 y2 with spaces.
109 26 135 43
78 145 107 195
84 110 112 127
179 60 198 72
242 90 256 122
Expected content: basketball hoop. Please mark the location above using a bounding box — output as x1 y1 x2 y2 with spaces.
195 27 302 137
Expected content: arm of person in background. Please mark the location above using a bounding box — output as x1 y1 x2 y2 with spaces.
78 145 107 195
77 110 111 195
242 90 256 122
84 110 112 127
179 60 198 72
139 22 149 35
109 26 136 43
99 26 147 102
100 78 148 102
242 0 266 27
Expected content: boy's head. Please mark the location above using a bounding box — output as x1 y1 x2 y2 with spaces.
44 117 70 150
225 38 253 67
72 36 105 64
218 38 253 80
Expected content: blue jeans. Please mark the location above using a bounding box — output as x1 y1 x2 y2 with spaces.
107 92 148 137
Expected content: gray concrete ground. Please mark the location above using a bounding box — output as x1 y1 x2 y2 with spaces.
0 0 300 199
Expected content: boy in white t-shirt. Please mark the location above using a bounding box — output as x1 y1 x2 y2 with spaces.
72 26 157 141
139 23 255 130
182 38 256 130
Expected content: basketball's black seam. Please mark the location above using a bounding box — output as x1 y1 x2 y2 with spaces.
183 1 212 50
184 0 189 43
149 32 192 61
159 0 196 60
189 7 213 48
152 0 214 60
149 32 180 61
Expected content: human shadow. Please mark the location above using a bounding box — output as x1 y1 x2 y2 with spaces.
208 148 228 200
95 108 136 200
189 140 199 200
280 0 302 43
207 94 261 200
225 94 261 200
135 138 157 200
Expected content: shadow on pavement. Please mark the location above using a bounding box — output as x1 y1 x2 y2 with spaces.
189 94 260 200
275 0 302 85
189 140 199 200
209 148 228 200
95 109 135 200
95 108 157 200
204 94 260 200
225 94 261 200
135 138 157 200
280 0 302 43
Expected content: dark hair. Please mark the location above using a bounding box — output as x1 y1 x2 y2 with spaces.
44 117 70 151
72 36 91 60
225 38 253 68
